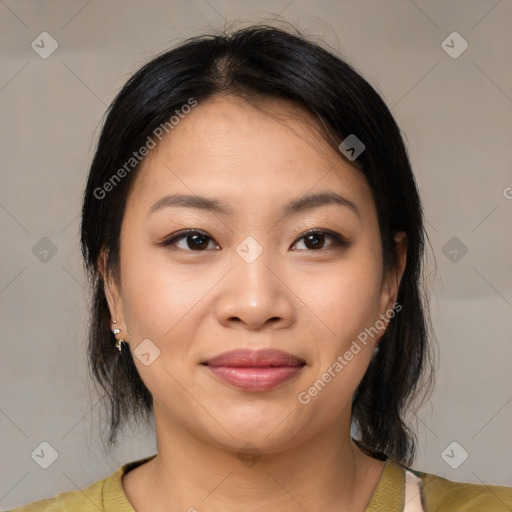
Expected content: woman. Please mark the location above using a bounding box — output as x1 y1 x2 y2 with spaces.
10 24 511 512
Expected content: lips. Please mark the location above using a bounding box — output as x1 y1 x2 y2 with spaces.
202 349 306 391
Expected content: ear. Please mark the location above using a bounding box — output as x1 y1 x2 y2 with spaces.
379 231 407 314
98 250 128 335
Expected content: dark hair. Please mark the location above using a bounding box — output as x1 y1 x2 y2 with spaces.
80 23 435 466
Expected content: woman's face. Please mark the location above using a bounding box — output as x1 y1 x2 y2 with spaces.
104 95 406 454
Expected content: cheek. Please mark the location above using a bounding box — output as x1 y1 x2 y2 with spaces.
294 248 384 418
305 246 384 349
119 240 202 346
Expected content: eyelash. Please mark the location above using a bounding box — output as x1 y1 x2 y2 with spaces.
160 229 349 252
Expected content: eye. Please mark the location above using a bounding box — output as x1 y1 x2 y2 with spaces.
291 229 348 251
161 228 348 252
161 230 219 251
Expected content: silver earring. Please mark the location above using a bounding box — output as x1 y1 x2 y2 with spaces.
112 323 127 352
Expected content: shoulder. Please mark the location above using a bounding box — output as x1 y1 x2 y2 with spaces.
5 454 156 512
410 466 512 511
5 497 58 512
6 472 108 512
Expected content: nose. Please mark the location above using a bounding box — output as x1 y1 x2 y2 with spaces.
214 249 296 331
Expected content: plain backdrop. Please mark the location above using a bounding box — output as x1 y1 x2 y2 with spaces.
1 0 511 508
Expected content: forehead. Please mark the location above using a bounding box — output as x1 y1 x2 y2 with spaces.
127 95 375 219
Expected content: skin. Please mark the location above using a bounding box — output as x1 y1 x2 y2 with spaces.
101 94 407 512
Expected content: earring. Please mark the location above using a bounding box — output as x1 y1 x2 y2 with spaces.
111 320 127 352
115 337 127 352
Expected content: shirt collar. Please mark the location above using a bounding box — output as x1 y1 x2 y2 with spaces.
103 454 406 512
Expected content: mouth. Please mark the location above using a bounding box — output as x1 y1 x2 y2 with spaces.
201 349 306 391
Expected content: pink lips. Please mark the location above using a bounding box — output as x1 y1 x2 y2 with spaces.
203 349 306 391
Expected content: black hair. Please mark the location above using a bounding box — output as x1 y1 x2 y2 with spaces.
80 23 435 466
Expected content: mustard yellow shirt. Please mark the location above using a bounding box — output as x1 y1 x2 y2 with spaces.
6 454 512 511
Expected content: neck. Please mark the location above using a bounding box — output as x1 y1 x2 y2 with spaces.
126 414 385 512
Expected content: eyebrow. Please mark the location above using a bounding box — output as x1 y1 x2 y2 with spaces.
148 191 360 219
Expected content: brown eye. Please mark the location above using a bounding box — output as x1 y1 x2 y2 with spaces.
291 229 348 251
162 230 218 251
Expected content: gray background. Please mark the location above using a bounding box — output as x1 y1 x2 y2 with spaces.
1 0 511 508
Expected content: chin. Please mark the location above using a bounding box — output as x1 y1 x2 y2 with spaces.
201 404 314 454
